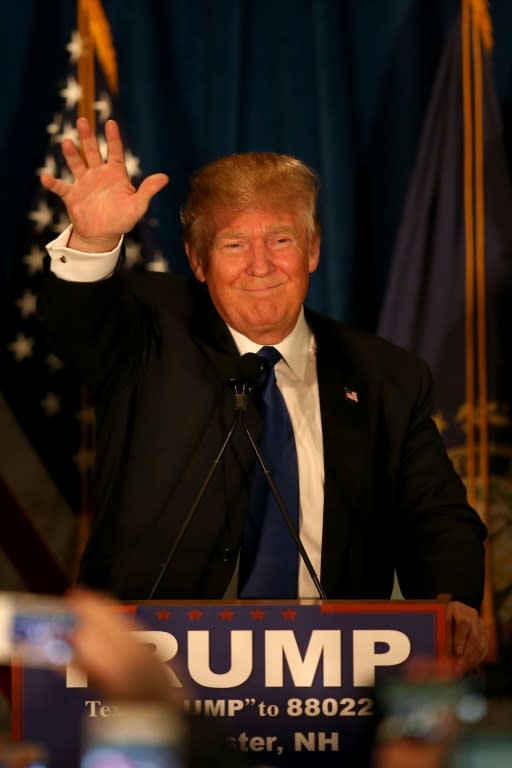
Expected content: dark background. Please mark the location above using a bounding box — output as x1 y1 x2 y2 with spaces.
1 1 512 607
2 0 512 330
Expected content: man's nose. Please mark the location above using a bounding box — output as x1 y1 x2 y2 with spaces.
246 239 273 274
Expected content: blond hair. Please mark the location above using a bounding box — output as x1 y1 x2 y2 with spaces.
180 152 321 254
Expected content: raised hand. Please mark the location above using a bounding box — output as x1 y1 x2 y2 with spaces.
40 117 169 252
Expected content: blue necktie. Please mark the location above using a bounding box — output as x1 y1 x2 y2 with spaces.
239 346 299 598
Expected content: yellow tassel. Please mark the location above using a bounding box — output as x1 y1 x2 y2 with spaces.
81 0 119 93
467 0 493 51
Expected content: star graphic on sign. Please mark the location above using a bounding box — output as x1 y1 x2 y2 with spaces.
188 610 203 621
59 76 82 110
45 353 64 372
16 290 37 318
155 610 172 621
281 610 297 621
219 610 235 621
41 392 61 417
28 200 54 232
250 610 265 621
66 30 83 62
94 91 113 123
23 245 46 275
8 333 34 362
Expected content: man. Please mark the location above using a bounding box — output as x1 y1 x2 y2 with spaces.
39 117 487 673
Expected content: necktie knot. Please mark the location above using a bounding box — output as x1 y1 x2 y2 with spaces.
257 346 281 386
239 344 299 599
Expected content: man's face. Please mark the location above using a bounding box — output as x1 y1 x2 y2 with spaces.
186 207 320 344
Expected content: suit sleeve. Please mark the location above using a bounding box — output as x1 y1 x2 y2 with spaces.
37 269 155 401
391 358 487 609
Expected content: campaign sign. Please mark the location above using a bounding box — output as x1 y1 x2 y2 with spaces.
12 600 446 768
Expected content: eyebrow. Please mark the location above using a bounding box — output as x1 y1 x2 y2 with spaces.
216 225 297 240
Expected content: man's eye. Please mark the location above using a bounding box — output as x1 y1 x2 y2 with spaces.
224 242 241 250
273 237 291 247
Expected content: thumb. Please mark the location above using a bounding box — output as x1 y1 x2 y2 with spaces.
136 173 170 210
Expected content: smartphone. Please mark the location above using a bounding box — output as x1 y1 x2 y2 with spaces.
374 676 485 743
450 730 512 768
0 593 74 667
80 701 185 768
448 698 512 768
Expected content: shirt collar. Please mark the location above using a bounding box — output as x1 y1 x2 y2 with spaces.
227 307 313 381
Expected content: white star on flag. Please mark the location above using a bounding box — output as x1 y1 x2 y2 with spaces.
45 354 64 373
66 30 83 62
23 245 45 275
94 92 113 122
146 251 169 272
125 149 141 179
41 393 61 417
8 333 34 362
16 290 37 319
37 155 57 178
59 76 82 110
28 200 54 232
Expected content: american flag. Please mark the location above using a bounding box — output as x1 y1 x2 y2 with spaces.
0 27 165 594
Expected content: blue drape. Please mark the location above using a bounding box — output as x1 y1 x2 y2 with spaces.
2 0 512 327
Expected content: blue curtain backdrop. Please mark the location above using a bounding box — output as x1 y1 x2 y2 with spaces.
2 0 511 330
1 0 512 593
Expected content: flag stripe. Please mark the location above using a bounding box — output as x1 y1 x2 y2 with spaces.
0 393 77 575
0 475 69 593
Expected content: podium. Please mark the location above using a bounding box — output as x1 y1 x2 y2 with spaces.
12 599 448 767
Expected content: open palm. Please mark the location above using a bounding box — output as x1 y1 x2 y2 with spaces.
40 117 169 251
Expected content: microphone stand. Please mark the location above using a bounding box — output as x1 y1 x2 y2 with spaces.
147 380 250 599
239 413 327 600
148 353 326 600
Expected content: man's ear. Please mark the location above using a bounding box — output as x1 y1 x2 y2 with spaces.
185 243 206 282
308 235 321 274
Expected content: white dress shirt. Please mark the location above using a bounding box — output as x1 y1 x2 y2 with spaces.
46 226 325 597
228 315 324 598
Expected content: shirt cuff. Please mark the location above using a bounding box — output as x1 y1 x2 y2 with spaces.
46 224 123 282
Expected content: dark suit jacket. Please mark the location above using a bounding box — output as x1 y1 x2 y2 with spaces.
38 269 486 607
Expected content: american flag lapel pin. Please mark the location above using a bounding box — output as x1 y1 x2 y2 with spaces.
344 386 359 403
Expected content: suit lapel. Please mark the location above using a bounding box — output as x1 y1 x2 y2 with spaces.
188 283 261 541
186 291 374 594
307 312 369 593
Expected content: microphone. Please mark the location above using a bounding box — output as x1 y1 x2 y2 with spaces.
229 352 267 410
147 351 326 600
146 353 265 599
230 352 326 598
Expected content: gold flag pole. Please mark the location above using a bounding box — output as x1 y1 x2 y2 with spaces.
462 0 497 661
73 0 118 573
